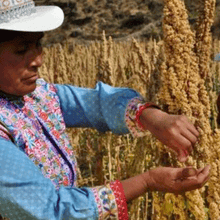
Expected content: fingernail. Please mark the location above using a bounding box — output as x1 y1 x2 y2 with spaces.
183 150 188 156
179 157 186 163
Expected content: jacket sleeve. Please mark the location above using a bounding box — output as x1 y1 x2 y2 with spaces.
0 137 128 220
54 82 141 134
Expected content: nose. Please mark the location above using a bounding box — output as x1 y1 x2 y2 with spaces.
28 46 43 70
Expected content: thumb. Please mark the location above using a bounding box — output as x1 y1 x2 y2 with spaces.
182 167 197 178
177 149 188 162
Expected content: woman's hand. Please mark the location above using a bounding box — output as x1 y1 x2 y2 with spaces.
140 108 199 162
145 165 210 194
121 165 210 202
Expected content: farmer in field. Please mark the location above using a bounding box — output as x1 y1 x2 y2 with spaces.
0 1 210 219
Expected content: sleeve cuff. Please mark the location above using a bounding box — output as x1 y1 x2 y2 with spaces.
91 180 128 220
125 97 147 137
125 97 160 138
110 180 129 220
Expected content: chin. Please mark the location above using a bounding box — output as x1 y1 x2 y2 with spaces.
17 83 37 96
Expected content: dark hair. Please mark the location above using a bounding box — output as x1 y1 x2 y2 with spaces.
0 30 22 43
0 30 44 44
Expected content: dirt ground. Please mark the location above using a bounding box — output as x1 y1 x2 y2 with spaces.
35 0 220 46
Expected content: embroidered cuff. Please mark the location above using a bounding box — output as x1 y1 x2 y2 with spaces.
110 180 129 220
91 181 128 220
125 97 160 137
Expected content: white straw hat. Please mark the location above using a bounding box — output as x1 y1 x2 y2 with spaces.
0 0 64 32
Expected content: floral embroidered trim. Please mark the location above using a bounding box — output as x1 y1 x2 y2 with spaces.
91 187 103 219
125 97 160 137
91 184 118 219
110 180 128 220
135 102 161 130
125 97 147 137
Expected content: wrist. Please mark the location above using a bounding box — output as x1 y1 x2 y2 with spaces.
136 103 161 130
121 172 150 202
141 171 153 191
139 107 165 131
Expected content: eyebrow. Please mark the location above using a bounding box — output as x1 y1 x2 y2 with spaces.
16 33 44 45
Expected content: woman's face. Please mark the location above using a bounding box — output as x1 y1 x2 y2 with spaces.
0 32 43 96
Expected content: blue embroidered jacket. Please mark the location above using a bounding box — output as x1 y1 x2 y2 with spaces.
0 79 140 220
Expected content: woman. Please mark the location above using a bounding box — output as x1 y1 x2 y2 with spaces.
0 1 210 219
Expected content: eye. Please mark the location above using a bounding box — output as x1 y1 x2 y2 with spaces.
15 45 28 55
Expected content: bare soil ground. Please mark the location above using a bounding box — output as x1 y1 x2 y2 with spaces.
35 0 220 46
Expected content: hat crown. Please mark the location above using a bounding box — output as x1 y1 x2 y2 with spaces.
0 0 36 24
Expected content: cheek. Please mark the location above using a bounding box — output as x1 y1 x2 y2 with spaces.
0 61 28 96
0 56 26 81
0 48 33 95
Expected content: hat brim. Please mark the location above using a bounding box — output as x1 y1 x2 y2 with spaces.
0 6 64 32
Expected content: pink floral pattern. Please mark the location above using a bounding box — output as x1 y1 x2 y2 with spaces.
0 79 129 219
0 79 77 190
125 97 147 137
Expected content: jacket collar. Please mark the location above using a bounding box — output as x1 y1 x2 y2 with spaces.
0 90 24 107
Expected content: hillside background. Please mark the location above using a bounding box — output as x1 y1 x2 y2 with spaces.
36 0 220 46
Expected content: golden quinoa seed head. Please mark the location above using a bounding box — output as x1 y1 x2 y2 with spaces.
158 0 220 219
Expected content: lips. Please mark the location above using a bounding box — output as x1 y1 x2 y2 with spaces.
22 73 39 83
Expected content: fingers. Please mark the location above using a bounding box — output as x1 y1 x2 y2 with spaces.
184 117 199 138
169 116 199 162
151 114 199 162
197 167 204 173
177 148 188 163
197 165 210 183
175 165 210 192
178 117 199 152
180 128 197 151
170 136 192 162
181 167 197 178
175 166 195 179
